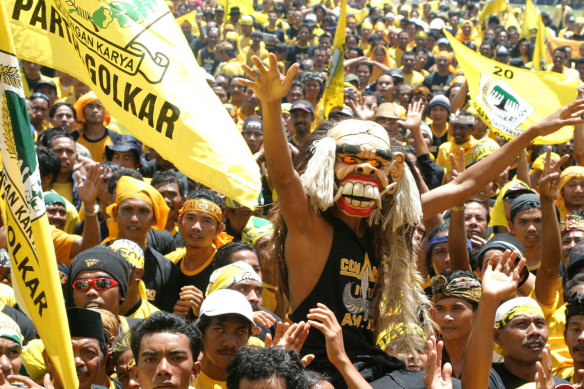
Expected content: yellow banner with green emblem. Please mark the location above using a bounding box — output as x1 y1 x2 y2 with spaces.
445 30 578 145
0 0 78 386
6 0 261 208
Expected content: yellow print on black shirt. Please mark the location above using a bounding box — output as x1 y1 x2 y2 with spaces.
340 253 378 329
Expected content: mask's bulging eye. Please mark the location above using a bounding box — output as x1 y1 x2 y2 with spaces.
342 156 358 165
367 160 382 168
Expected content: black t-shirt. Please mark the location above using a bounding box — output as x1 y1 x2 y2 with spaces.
289 215 399 386
143 247 180 312
489 362 568 388
423 72 454 96
286 43 313 64
371 370 462 389
417 153 445 190
199 46 219 75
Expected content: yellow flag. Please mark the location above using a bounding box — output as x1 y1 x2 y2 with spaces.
7 0 261 208
445 30 578 145
0 1 78 387
522 0 539 39
533 14 547 71
504 11 520 32
323 0 346 119
478 0 507 25
176 10 200 37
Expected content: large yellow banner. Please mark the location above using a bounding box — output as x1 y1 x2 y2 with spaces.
0 0 77 387
7 0 261 208
445 30 578 145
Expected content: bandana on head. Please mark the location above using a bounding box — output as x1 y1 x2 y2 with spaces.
0 312 22 346
179 198 222 223
206 261 261 297
561 213 584 236
105 176 169 241
73 91 111 125
494 297 544 354
109 239 147 300
556 166 584 219
376 322 426 352
489 180 531 229
531 152 560 173
495 297 544 329
431 274 482 303
242 217 273 247
43 191 66 207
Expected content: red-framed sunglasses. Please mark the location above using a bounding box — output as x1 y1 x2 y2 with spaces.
72 278 119 291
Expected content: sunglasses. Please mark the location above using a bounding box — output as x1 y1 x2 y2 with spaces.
72 278 119 291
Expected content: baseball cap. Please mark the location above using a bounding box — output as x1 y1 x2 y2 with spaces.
503 181 533 201
388 68 404 83
198 289 255 326
437 37 449 45
215 41 234 52
105 135 142 160
290 99 314 114
429 18 445 30
34 79 58 94
240 15 254 26
243 116 263 131
344 73 360 87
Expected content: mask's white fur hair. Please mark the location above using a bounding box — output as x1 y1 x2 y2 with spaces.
300 129 433 354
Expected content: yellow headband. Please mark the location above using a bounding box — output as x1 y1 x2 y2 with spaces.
179 198 222 223
206 261 261 297
376 322 426 352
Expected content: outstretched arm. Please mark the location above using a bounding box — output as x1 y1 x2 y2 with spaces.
462 251 526 389
422 99 584 220
239 55 316 235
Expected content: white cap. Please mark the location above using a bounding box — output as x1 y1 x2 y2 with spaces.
429 18 445 30
305 13 317 22
385 12 395 19
199 289 255 326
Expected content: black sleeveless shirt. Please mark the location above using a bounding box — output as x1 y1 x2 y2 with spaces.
290 216 403 386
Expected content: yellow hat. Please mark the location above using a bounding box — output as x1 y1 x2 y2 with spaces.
206 261 262 296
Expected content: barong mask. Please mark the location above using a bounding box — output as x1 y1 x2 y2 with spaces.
330 121 403 217
300 119 420 231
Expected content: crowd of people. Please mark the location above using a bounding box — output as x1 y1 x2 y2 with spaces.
8 0 584 388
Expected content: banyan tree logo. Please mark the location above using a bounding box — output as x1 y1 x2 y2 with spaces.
478 74 534 133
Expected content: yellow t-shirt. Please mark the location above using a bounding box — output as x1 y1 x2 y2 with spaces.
435 136 478 178
52 182 74 205
128 298 161 319
73 130 118 163
50 225 78 264
194 372 225 389
402 70 425 87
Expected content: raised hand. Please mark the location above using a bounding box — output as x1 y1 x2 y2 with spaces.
307 303 347 367
481 250 526 300
532 99 584 138
239 54 298 104
449 147 465 181
424 336 453 389
253 310 277 328
397 100 424 132
538 147 567 200
534 345 554 389
76 163 102 207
